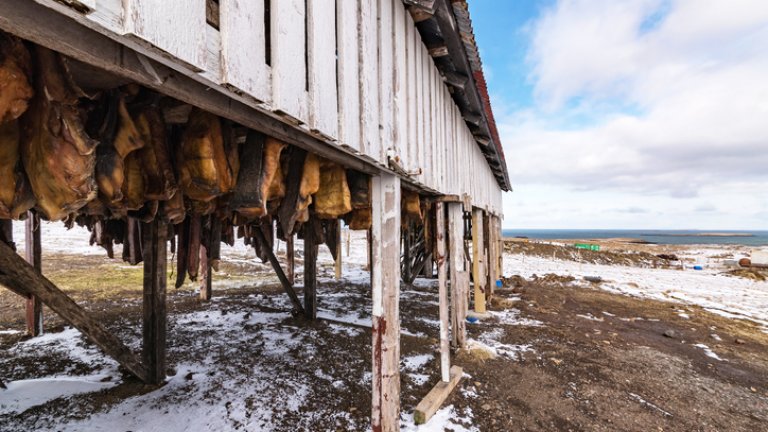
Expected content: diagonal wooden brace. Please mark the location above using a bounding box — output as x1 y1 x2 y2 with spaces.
0 240 149 382
252 227 305 316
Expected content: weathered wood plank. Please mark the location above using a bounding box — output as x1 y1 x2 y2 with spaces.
219 0 271 102
378 0 394 162
25 212 43 336
253 226 305 316
359 0 380 159
393 0 407 164
413 365 463 424
142 217 168 385
371 173 401 432
303 217 319 319
472 208 486 313
448 202 467 349
435 202 450 382
334 223 342 280
286 234 295 285
336 0 361 152
405 10 418 173
0 240 148 382
123 0 207 71
271 0 308 123
307 0 338 138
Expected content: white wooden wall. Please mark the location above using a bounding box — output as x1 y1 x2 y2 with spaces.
46 0 503 214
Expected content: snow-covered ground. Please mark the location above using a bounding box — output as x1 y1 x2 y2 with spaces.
504 251 768 331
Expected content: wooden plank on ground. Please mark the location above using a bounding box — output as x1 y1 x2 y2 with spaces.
371 173 402 432
142 218 168 384
0 240 148 382
414 365 463 424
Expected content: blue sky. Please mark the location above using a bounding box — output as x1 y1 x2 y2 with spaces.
468 0 768 230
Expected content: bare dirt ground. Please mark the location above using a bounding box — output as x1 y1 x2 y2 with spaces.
1 244 767 431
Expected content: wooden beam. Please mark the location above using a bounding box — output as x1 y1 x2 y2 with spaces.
371 173 401 432
286 235 295 285
414 365 463 425
441 71 468 91
334 222 342 280
448 203 467 349
142 218 168 385
472 209 486 314
252 227 305 316
435 203 450 382
25 212 43 336
303 218 318 320
0 240 148 382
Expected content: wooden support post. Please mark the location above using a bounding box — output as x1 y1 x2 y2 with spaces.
0 240 148 382
199 244 212 301
471 209 486 314
435 202 450 382
334 222 342 280
142 218 168 385
496 216 503 280
448 203 468 349
487 215 500 299
253 228 305 316
286 235 295 285
303 218 318 320
25 212 43 336
371 174 401 432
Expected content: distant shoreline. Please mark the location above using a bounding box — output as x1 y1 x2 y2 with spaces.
641 233 754 237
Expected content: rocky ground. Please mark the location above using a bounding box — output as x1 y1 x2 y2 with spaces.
0 231 766 431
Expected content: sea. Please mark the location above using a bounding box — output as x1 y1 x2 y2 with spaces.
501 229 768 246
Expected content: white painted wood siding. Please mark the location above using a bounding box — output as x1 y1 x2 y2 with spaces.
49 0 504 214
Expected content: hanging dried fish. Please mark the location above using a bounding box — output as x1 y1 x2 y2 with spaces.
133 105 177 201
313 160 351 219
231 131 286 220
178 109 238 202
21 46 98 220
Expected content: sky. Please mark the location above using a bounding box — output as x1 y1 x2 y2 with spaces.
468 0 768 230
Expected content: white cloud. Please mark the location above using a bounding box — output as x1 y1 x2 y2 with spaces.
498 0 768 228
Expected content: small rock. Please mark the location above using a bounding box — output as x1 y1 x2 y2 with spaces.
185 372 195 381
481 403 492 411
349 407 357 412
750 387 757 393
0 379 6 389
551 358 563 366
663 330 677 339
474 381 482 388
735 339 746 345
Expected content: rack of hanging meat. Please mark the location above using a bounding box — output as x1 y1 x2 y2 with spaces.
0 31 376 383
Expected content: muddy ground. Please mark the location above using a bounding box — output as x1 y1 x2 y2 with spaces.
1 247 767 431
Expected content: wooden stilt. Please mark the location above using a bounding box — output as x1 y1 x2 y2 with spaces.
371 173 401 432
435 202 450 382
142 218 168 384
286 235 295 285
487 215 500 299
448 203 468 349
199 243 212 301
471 209 486 314
25 212 43 336
253 227 305 316
0 240 148 382
303 218 318 320
334 222 342 280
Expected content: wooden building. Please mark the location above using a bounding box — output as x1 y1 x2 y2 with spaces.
0 0 509 429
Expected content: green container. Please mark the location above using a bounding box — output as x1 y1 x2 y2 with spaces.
574 243 600 251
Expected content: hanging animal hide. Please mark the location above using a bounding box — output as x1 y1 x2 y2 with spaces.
21 46 98 220
402 190 422 221
347 208 372 231
313 160 351 219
